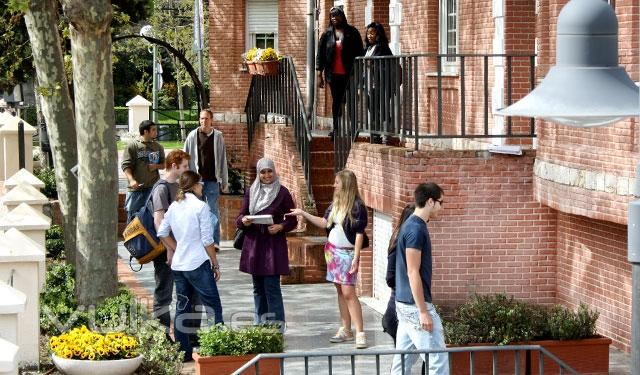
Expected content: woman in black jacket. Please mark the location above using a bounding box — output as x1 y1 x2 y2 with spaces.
364 22 397 142
316 7 364 140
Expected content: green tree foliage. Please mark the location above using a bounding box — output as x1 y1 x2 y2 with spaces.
0 1 32 92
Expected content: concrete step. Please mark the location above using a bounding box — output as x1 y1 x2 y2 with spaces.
282 236 327 284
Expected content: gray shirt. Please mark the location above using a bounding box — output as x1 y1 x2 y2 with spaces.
151 179 178 212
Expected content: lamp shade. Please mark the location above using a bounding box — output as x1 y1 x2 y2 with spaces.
496 0 640 127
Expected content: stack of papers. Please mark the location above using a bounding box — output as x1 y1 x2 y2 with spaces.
246 214 274 225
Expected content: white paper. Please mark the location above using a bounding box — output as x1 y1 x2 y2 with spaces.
246 214 274 225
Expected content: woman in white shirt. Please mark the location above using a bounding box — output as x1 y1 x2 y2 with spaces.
157 170 223 362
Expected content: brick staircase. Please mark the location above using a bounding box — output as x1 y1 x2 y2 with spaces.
282 135 334 284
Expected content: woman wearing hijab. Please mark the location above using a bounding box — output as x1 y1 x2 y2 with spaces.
237 158 298 328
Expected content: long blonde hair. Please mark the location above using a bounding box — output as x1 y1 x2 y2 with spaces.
327 169 361 228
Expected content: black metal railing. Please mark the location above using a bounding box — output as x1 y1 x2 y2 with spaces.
150 107 200 141
334 53 536 171
232 345 579 375
244 57 313 194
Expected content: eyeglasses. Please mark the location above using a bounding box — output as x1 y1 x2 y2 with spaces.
197 181 204 186
436 199 444 206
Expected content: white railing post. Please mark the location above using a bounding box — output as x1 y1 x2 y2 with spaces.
0 228 44 368
0 114 36 179
3 169 45 192
0 183 48 215
126 95 152 133
0 281 25 375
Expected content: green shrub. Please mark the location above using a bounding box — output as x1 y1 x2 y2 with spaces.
40 262 88 334
547 303 598 340
197 324 284 356
45 224 65 259
34 167 58 199
134 320 184 375
94 287 148 332
444 294 598 346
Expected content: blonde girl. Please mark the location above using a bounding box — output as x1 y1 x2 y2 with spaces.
288 169 369 348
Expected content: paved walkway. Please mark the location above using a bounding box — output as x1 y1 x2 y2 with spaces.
117 242 631 375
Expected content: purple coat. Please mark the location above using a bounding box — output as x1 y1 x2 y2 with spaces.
236 186 297 275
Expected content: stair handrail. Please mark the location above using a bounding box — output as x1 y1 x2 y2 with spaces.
244 57 313 194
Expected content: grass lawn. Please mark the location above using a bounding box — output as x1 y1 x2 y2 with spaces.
116 140 184 151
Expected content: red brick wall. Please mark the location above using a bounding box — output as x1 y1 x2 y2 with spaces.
209 0 249 112
556 212 632 352
346 143 558 306
215 122 249 171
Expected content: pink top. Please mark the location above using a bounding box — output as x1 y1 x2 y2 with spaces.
332 40 346 74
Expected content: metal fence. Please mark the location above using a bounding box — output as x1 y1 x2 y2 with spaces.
232 345 579 375
150 108 200 141
334 53 536 171
244 57 313 194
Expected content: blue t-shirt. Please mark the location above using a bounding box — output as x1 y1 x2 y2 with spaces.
395 214 432 304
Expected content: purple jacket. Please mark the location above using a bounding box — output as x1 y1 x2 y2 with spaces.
236 187 297 275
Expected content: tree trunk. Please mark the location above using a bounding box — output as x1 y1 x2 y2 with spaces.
62 0 118 305
23 0 79 266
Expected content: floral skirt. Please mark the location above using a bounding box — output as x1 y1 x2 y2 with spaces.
324 242 357 285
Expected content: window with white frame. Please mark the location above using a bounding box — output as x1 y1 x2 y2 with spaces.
246 0 278 50
439 0 458 67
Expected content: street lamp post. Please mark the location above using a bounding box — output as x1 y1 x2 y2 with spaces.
140 25 158 123
497 0 640 372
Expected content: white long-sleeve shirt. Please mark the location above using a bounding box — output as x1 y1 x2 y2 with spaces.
157 193 214 271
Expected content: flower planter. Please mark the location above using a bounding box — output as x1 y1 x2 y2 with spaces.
193 353 281 375
449 336 611 375
255 61 280 76
246 61 258 75
51 354 143 375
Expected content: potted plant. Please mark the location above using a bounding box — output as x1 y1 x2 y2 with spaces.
242 48 282 76
193 324 284 375
49 325 143 375
444 294 611 375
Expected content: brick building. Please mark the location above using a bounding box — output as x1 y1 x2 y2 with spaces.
208 0 639 352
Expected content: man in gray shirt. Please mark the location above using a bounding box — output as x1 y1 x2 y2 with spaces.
183 109 228 246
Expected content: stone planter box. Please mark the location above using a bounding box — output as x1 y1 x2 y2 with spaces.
219 194 244 241
193 353 281 375
52 354 142 375
449 336 611 375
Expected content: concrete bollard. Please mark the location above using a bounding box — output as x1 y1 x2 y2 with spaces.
0 183 48 214
0 337 20 375
126 95 152 133
3 169 45 192
0 228 45 368
0 114 36 179
0 203 51 249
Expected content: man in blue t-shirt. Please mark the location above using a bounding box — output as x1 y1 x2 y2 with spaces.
391 182 449 375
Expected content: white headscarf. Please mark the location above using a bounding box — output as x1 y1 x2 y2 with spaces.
249 158 281 214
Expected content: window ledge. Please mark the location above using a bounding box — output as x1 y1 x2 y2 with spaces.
426 71 459 77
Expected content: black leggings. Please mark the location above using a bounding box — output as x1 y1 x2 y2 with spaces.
329 73 349 132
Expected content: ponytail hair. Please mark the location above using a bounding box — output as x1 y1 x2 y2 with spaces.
177 170 201 201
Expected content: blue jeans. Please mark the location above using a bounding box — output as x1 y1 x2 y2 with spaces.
390 301 449 375
252 275 285 327
124 187 152 222
202 181 221 245
173 260 224 361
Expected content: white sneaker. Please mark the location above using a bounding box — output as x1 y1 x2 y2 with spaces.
329 327 354 343
355 332 367 349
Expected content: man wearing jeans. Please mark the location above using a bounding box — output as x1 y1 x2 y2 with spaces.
183 109 228 245
391 182 449 375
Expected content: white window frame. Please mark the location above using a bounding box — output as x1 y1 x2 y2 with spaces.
439 0 459 74
245 0 279 50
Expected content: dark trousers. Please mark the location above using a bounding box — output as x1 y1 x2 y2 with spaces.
329 73 349 134
152 251 203 343
252 275 285 327
173 260 224 361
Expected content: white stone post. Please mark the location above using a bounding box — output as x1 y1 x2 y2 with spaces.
0 183 48 214
0 228 45 368
126 95 152 133
0 202 51 252
0 114 36 179
0 337 20 375
3 169 45 192
0 281 26 348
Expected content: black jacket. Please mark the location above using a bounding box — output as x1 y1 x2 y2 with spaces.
316 24 364 83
